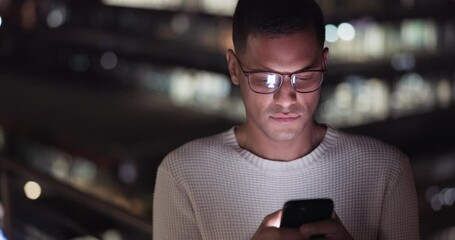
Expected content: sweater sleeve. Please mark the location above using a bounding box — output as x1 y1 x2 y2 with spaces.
378 154 420 239
153 164 202 240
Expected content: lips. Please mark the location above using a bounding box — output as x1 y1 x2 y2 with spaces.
270 113 301 122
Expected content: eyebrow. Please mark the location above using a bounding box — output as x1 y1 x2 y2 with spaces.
239 58 323 74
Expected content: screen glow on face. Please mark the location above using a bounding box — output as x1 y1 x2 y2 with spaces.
232 52 326 94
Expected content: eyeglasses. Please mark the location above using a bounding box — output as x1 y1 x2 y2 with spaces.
233 53 327 94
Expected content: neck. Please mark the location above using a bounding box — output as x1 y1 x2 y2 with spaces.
235 122 327 161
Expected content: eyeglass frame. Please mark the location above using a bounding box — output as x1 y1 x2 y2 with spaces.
233 53 327 94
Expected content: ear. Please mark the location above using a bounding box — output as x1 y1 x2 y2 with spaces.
226 49 240 86
322 47 329 67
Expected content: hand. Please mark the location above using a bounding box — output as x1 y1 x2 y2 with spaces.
251 211 354 240
251 210 303 240
298 212 354 240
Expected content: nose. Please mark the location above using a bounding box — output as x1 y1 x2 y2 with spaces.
273 76 296 107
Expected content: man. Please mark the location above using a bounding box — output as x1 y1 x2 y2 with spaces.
153 0 419 239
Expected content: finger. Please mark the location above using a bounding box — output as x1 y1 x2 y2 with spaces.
299 219 337 237
280 228 307 240
254 227 304 240
260 209 283 228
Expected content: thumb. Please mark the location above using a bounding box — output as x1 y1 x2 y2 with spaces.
260 209 283 228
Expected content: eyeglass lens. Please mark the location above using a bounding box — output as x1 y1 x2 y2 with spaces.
248 71 323 93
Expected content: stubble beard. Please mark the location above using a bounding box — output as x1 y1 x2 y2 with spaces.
263 105 308 142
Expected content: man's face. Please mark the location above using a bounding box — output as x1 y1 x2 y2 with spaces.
230 29 328 142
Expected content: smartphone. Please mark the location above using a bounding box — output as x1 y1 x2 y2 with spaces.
280 198 333 228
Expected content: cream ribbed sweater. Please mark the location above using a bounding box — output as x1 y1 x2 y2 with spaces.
153 127 419 239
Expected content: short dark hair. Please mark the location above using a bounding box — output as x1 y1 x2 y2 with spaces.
232 0 326 53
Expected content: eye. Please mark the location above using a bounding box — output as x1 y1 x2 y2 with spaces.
293 72 315 81
292 71 323 92
250 73 280 89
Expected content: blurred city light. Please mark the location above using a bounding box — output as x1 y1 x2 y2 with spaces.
1 1 453 239
0 202 5 240
46 8 66 28
102 229 122 240
118 161 138 184
318 75 391 126
338 22 356 41
102 0 237 16
363 21 385 58
401 19 437 52
428 186 455 211
426 185 440 202
391 73 434 115
432 226 455 240
102 0 182 11
0 202 4 222
24 181 42 200
432 154 455 182
100 51 118 70
436 79 452 108
391 53 416 71
199 0 237 16
325 24 339 43
169 69 231 109
72 157 98 186
171 14 190 35
51 153 72 180
325 23 357 43
20 0 36 29
72 229 122 240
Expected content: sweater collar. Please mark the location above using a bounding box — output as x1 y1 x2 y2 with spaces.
223 126 339 173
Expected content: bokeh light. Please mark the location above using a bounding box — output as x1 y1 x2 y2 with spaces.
325 24 339 43
24 181 42 200
100 51 118 70
118 161 138 184
46 8 66 28
338 22 356 41
171 14 190 35
391 53 416 71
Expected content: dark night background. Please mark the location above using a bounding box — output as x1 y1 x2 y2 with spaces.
0 0 454 239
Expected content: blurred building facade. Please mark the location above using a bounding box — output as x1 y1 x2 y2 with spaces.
0 0 454 239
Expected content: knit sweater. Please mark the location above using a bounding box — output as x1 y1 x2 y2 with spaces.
153 127 419 239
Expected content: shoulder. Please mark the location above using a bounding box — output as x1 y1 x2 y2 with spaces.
158 128 234 174
173 129 231 158
337 129 406 156
329 128 409 169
